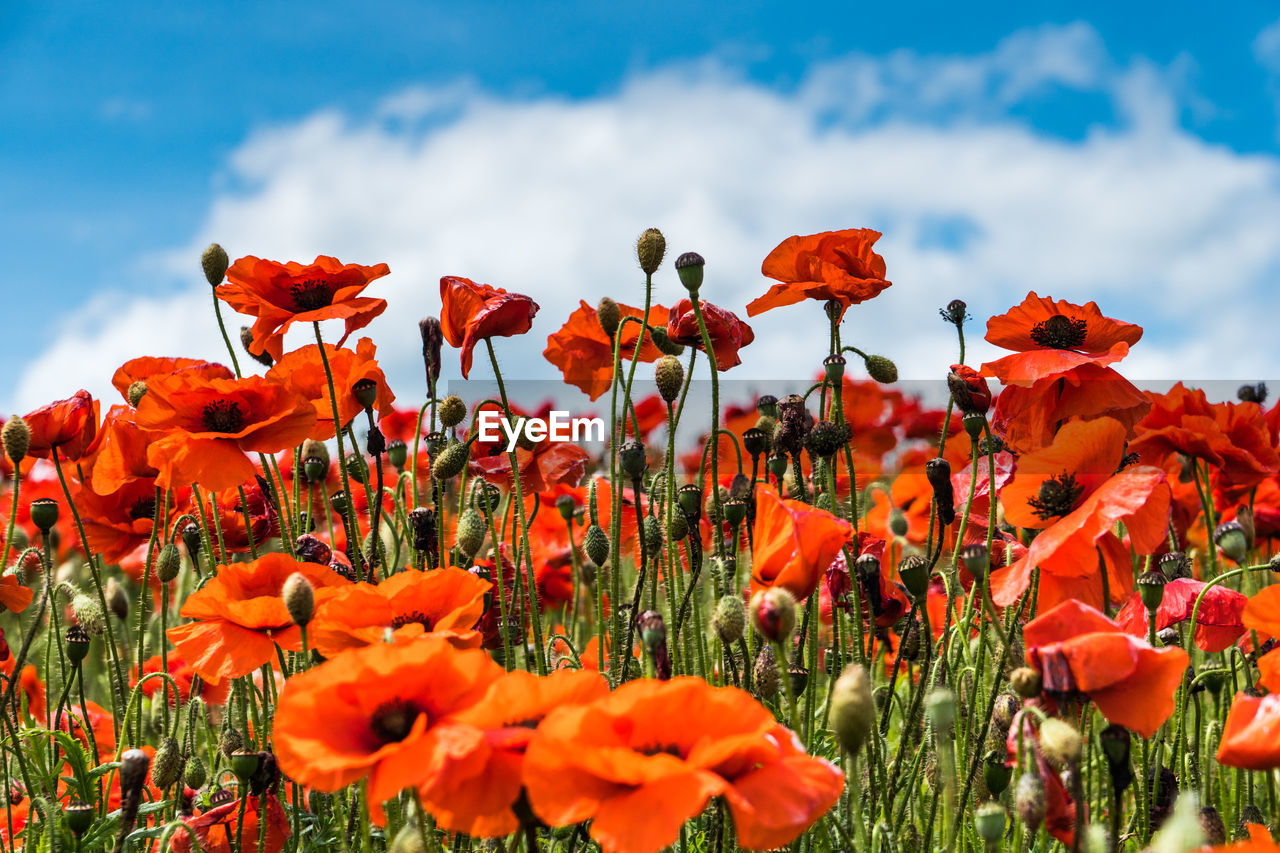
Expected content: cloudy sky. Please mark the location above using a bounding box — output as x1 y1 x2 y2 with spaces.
5 2 1280 414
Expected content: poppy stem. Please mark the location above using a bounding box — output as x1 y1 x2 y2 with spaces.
314 322 366 578
212 288 243 379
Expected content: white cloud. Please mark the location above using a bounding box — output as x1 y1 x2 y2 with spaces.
12 23 1280 416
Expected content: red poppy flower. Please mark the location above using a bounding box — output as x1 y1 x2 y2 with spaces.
665 299 754 370
267 337 395 439
749 488 852 601
1243 585 1280 640
1023 599 1188 737
1005 712 1079 847
1259 648 1280 694
544 300 672 401
468 406 591 494
135 372 317 491
22 390 99 461
523 677 843 853
440 276 540 379
0 575 33 614
187 480 276 555
999 417 1128 530
947 364 991 415
166 553 351 686
1216 692 1280 770
748 228 891 319
133 653 231 707
990 362 1150 454
76 478 179 566
981 292 1143 386
220 255 391 362
171 792 290 853
1114 578 1247 653
111 357 234 401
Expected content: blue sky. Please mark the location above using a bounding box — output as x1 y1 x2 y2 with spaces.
6 2 1280 412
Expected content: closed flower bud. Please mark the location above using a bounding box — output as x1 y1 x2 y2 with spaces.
1214 521 1248 565
156 543 181 583
201 243 229 286
831 664 875 755
889 507 908 537
926 688 957 734
2 416 30 464
241 326 272 367
1200 806 1226 846
184 755 208 789
72 593 105 636
642 514 662 552
1015 772 1047 832
992 692 1020 734
947 364 991 415
151 737 182 789
805 420 851 459
432 441 470 481
712 595 746 644
753 645 780 698
219 728 244 759
925 457 956 526
1010 666 1043 698
1039 718 1083 768
636 227 666 275
584 523 610 567
597 297 622 338
120 747 150 811
282 572 315 627
655 355 684 403
863 354 898 384
674 251 705 293
455 508 487 558
182 522 201 556
750 587 797 643
974 802 1006 843
419 317 444 386
649 327 684 356
438 395 467 429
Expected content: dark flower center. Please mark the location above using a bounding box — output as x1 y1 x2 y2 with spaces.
1029 314 1088 349
201 400 245 434
1028 473 1084 521
290 278 336 312
390 611 434 631
637 742 685 758
370 698 421 744
129 497 157 522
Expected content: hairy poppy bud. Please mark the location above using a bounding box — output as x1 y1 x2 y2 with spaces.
119 748 150 834
184 755 208 789
753 645 780 698
649 327 684 356
201 243 229 286
888 507 908 538
750 587 797 643
1214 521 1248 565
597 297 622 338
151 737 183 789
712 595 746 644
438 395 466 429
432 441 470 481
863 354 898 384
2 416 30 464
974 803 1006 844
665 507 689 542
1237 805 1265 839
805 420 851 459
636 227 666 275
1015 772 1046 832
583 524 609 568
925 457 955 526
156 543 182 583
282 572 315 627
72 593 105 636
831 664 875 755
1099 723 1133 792
1039 718 1082 768
240 326 272 367
455 508 487 558
1010 666 1042 698
219 728 244 759
1157 551 1191 581
926 688 957 734
655 355 684 403
674 251 705 294
1200 806 1226 846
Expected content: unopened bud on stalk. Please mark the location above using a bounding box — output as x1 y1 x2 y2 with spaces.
432 441 470 481
283 572 315 627
863 354 898 384
419 317 443 386
241 326 272 367
156 543 181 583
712 595 746 644
219 728 243 759
1010 666 1042 698
181 522 201 557
1015 772 1046 832
753 645 780 698
1214 521 1248 565
201 243 229 286
983 750 1012 797
438 395 467 429
1199 806 1226 846
830 664 875 755
455 508 487 558
151 737 183 789
665 507 689 542
119 748 150 832
583 523 610 568
974 803 1006 844
597 297 622 338
888 507 908 537
636 227 666 275
750 587 797 643
805 420 851 459
674 251 705 294
925 457 955 525
642 514 662 553
655 355 684 404
925 688 956 735
650 327 684 356
72 593 105 636
1039 718 1083 768
2 416 30 464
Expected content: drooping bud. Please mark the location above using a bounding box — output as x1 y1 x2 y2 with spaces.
455 508 487 558
201 243 229 286
1214 521 1248 565
674 251 705 293
419 317 443 386
642 514 662 553
863 354 899 384
282 572 316 627
1099 723 1133 792
219 728 244 758
432 441 470 481
181 522 201 557
1015 772 1047 833
636 228 666 275
649 327 684 356
712 595 746 644
184 754 208 789
830 664 875 755
2 416 30 464
584 524 610 568
156 543 182 583
925 457 955 525
655 355 684 403
597 297 622 338
750 587 797 643
240 326 273 367
665 507 689 542
1038 718 1083 768
888 507 908 538
118 748 150 841
1237 382 1268 405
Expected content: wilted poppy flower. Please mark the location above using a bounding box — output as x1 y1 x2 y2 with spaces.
990 362 1150 454
1216 692 1280 770
171 791 290 853
23 390 99 461
308 567 489 657
273 637 503 817
748 228 891 319
1000 417 1128 530
750 488 852 601
135 372 317 491
187 480 276 555
665 298 755 370
947 364 991 415
440 276 540 378
524 677 843 853
1024 599 1188 737
1114 577 1247 653
981 292 1143 386
267 337 395 438
166 553 350 685
418 668 609 836
220 255 391 362
544 300 671 400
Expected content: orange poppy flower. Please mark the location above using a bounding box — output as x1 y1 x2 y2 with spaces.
84 405 164 496
308 567 489 657
171 792 290 853
1243 584 1280 639
0 574 33 614
166 553 351 686
1216 692 1280 770
1259 648 1280 694
187 480 276 555
469 410 591 494
990 362 1150 454
750 488 852 601
266 337 395 439
990 465 1170 613
1023 599 1188 737
440 276 540 379
665 298 754 370
523 676 843 853
111 356 233 401
1201 823 1280 852
418 668 609 836
220 255 391 362
1114 578 1247 653
1000 417 1128 529
544 300 672 400
22 390 99 461
273 637 503 817
980 292 1142 386
133 652 231 707
748 228 891 319
76 478 179 565
135 371 317 491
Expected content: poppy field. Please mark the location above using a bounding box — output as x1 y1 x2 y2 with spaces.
2 227 1279 853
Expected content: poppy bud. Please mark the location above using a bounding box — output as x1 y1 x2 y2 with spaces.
925 458 955 525
65 624 90 664
406 508 436 555
181 522 201 558
72 593 105 636
1137 570 1166 615
118 748 150 838
649 327 684 356
654 355 684 404
201 243 229 286
432 441 470 481
831 664 875 755
947 364 991 415
386 438 408 470
1146 765 1179 830
1214 521 1248 565
1198 806 1226 846
1039 718 1082 768
642 514 662 553
391 823 429 853
240 326 272 367
855 553 882 613
419 317 443 386
665 508 688 542
584 524 609 568
753 645 780 698
992 692 1020 734
974 803 1006 844
1237 382 1268 405
805 420 851 459
750 587 797 643
1010 666 1042 698
863 354 898 384
151 737 183 789
712 595 746 644
674 251 705 294
156 543 182 583
958 543 989 579
435 395 466 429
926 688 957 734
983 750 1012 797
456 508 487 558
596 297 622 338
282 572 315 627
898 554 930 601
30 498 58 533
65 800 93 836
1015 772 1046 832
1237 805 1265 839
2 416 30 464
619 440 646 480
636 227 666 275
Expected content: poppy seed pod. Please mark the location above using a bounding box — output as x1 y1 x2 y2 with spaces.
65 800 93 836
753 644 780 698
722 498 747 527
750 587 797 643
282 572 315 627
1038 718 1083 768
636 227 666 275
712 595 746 644
584 524 609 568
983 750 1012 797
1137 570 1167 615
432 441 470 481
455 508 487 558
959 543 989 579
863 354 898 384
1214 521 1249 565
65 624 91 664
2 415 30 464
1099 723 1133 792
156 543 182 583
1158 551 1192 581
677 484 702 521
201 243 229 286
596 297 622 338
941 298 969 326
974 803 1006 844
898 554 930 601
1015 772 1046 832
386 438 408 469
343 452 369 485
619 440 646 480
230 750 261 782
674 251 705 293
654 355 684 403
30 498 58 533
742 426 769 460
295 533 333 566
823 353 846 383
830 664 875 755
